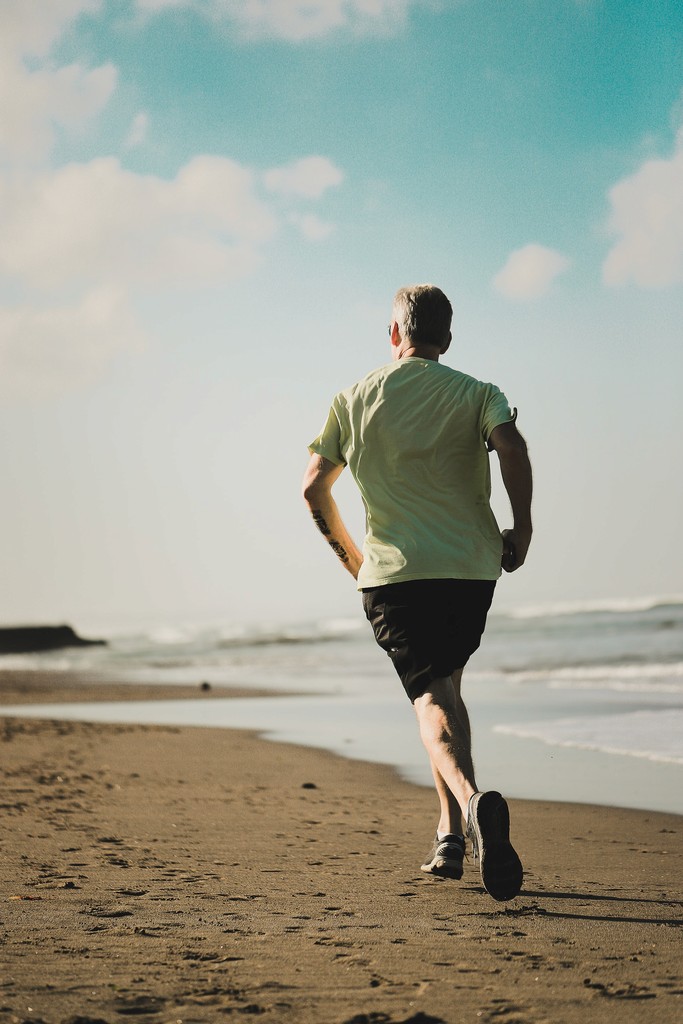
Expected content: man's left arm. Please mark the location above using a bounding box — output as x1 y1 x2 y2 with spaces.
488 420 533 573
302 454 363 580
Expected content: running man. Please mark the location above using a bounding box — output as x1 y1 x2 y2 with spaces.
302 284 532 901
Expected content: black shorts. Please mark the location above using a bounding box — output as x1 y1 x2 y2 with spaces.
362 579 496 703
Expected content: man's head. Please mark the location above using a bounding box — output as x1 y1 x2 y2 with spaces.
391 284 453 357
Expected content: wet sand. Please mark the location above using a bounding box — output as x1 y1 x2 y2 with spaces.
0 669 290 704
0 675 681 1024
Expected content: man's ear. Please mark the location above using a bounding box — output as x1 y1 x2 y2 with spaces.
390 321 401 348
440 331 452 355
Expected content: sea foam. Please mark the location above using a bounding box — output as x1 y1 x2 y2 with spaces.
495 708 683 766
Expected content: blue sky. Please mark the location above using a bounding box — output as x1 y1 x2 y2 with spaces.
1 0 682 628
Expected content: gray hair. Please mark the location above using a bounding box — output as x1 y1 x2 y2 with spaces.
392 284 453 347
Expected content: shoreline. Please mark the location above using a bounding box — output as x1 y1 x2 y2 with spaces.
2 668 682 817
0 668 299 704
0 675 681 1022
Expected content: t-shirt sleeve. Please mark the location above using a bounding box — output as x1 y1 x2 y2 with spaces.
308 401 346 466
480 384 517 445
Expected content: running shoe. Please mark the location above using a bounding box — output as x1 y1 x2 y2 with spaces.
466 791 523 901
420 833 465 879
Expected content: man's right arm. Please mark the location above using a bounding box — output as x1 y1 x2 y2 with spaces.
302 453 363 580
488 420 533 573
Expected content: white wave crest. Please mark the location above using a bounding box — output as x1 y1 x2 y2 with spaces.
509 661 683 693
495 709 683 766
502 594 683 619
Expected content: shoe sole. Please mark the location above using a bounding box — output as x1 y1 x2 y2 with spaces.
421 857 463 880
468 791 523 901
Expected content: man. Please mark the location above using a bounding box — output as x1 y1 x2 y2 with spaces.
302 284 532 902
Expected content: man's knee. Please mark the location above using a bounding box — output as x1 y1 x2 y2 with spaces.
415 686 454 741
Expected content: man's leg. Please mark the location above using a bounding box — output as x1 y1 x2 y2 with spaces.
422 669 476 835
416 671 475 880
413 669 477 821
414 669 523 900
429 760 462 836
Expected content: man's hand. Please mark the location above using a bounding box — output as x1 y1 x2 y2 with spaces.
501 526 532 573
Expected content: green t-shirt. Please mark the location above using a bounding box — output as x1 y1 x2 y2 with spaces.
308 357 515 589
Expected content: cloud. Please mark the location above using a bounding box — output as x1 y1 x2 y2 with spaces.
125 112 150 149
0 156 278 290
0 0 102 60
0 0 116 162
493 244 570 301
0 288 145 400
0 153 344 292
0 3 346 398
0 61 117 162
264 156 344 198
135 0 413 41
602 132 683 289
0 150 342 397
292 213 336 240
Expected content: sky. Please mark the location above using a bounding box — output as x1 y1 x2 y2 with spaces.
1 0 682 631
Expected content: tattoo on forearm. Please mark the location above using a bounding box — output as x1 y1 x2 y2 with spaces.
329 540 350 565
311 509 350 564
311 509 331 535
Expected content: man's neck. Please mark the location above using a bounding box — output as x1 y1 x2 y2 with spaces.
397 344 440 362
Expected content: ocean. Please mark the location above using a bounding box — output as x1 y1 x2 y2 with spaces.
1 596 682 816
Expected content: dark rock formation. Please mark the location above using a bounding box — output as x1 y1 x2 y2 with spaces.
0 625 107 655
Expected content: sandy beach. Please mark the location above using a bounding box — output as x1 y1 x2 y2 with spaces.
1 675 681 1024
